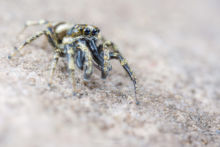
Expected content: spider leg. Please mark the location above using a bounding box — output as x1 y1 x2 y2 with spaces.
18 20 49 35
9 26 61 59
48 50 61 86
24 20 49 27
110 51 139 104
102 41 139 104
76 42 93 81
19 20 61 49
75 49 85 70
88 39 104 67
8 31 45 59
101 43 112 79
17 20 49 38
97 40 117 78
65 43 78 95
18 20 64 50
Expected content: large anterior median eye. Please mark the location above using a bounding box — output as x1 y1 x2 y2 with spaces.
84 28 90 35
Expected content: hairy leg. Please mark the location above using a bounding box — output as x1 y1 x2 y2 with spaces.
75 49 85 70
24 20 49 27
19 20 66 42
9 26 62 59
48 50 61 86
19 20 64 50
18 20 49 36
8 31 45 59
76 42 93 80
96 40 118 78
88 39 104 67
101 42 112 79
65 44 78 95
109 51 139 104
101 40 139 104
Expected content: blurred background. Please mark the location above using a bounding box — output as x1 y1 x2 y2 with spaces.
0 0 220 147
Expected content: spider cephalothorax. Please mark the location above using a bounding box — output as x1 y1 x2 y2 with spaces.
9 20 139 104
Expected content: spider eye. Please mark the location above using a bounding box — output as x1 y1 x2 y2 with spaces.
92 29 97 35
84 28 90 35
92 29 100 36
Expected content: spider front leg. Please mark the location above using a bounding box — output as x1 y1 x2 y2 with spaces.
102 41 139 104
76 41 93 81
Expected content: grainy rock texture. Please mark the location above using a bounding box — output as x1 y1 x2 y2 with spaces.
0 0 220 147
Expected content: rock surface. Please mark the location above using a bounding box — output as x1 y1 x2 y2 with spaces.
0 0 220 146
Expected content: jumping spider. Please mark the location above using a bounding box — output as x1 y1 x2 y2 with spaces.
9 20 139 104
